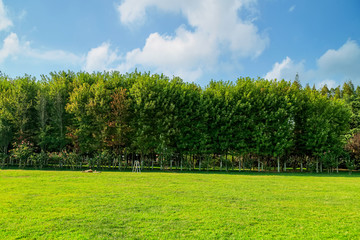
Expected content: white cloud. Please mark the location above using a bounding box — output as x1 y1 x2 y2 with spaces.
84 42 120 72
317 40 360 81
289 5 296 12
172 68 203 83
0 33 21 63
27 49 82 64
264 56 305 81
115 0 269 81
0 32 83 66
0 0 13 31
265 40 360 87
117 26 218 80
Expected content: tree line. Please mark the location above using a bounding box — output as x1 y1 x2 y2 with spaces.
0 71 359 173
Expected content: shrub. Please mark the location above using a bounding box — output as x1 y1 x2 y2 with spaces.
10 140 35 168
0 153 8 168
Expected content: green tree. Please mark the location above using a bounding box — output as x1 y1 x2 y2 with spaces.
47 71 74 151
36 80 51 153
342 80 355 101
321 84 330 97
106 88 131 155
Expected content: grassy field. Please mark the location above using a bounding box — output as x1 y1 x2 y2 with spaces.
1 170 360 239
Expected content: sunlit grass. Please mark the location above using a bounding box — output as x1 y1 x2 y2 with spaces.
1 170 359 239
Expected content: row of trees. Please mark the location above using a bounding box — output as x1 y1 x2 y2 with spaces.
0 71 358 172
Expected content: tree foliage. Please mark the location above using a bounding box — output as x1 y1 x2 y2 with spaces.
0 71 356 171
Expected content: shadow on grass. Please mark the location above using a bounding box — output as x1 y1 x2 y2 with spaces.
139 169 360 178
1 166 359 178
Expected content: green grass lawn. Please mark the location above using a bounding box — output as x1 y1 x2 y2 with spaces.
1 170 360 239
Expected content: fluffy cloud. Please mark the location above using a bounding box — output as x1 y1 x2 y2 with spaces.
0 32 82 65
0 0 12 31
84 43 120 72
317 40 360 81
264 40 360 87
115 0 269 81
264 56 304 81
116 26 217 82
0 33 21 63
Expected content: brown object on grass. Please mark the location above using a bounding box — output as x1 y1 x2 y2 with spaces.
82 169 101 173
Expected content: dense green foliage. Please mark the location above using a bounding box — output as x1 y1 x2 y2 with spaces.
1 170 360 239
0 71 356 172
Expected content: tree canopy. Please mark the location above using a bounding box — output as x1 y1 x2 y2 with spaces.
0 71 356 172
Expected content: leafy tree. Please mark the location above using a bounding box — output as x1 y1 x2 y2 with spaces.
293 73 302 90
36 80 52 153
66 81 95 154
47 71 75 151
106 88 131 155
345 132 360 168
342 80 355 101
0 76 14 154
0 70 355 172
13 77 38 141
333 86 341 99
321 84 330 97
130 73 162 156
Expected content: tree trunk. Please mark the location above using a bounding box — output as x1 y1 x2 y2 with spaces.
320 162 323 173
118 157 121 170
189 154 191 171
232 155 234 171
132 154 135 171
206 155 209 171
225 152 228 172
125 155 128 170
212 154 215 170
239 156 241 172
277 157 280 173
160 153 163 170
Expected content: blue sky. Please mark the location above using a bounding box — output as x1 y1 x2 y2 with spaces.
0 0 359 88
